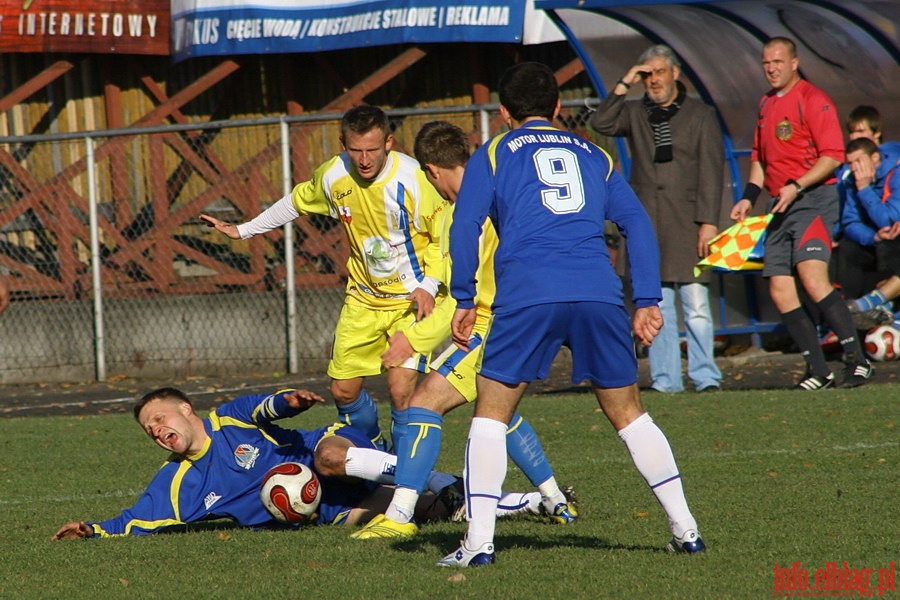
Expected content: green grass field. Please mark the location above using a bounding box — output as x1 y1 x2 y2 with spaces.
2 385 897 599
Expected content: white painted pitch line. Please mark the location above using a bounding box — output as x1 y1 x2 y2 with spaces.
2 489 147 506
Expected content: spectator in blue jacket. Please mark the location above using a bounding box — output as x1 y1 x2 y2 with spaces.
839 137 900 328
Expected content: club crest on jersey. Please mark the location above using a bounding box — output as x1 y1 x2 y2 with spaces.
389 209 403 231
776 119 793 141
234 444 260 470
338 205 352 224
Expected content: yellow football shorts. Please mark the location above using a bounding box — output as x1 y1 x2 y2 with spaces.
428 318 489 402
327 303 428 380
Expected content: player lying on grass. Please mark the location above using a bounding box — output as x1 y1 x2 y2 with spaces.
350 121 577 541
52 387 549 539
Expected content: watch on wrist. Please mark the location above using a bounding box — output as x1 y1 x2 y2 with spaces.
787 179 804 194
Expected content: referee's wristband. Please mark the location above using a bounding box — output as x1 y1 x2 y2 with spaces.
741 182 762 204
786 179 804 194
616 78 631 89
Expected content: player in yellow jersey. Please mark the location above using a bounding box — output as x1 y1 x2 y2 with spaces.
350 121 577 540
201 106 448 454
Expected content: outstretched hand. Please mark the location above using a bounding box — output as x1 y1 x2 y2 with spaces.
199 214 241 240
52 521 93 541
283 389 326 411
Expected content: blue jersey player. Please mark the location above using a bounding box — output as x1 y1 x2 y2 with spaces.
438 62 706 567
52 386 542 539
349 121 577 541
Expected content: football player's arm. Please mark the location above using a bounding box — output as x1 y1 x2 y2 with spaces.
54 466 189 538
411 176 448 319
199 194 299 240
238 390 324 424
449 152 490 312
606 169 662 309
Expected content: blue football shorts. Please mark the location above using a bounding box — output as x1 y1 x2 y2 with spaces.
478 301 638 389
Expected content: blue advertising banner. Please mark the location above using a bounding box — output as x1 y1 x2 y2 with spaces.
172 0 526 62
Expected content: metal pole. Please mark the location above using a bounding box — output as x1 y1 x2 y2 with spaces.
281 118 298 373
86 136 106 381
480 109 490 145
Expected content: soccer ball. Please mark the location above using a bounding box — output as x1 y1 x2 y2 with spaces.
260 462 322 523
864 325 900 362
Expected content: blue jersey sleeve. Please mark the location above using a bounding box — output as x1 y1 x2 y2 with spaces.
450 145 494 309
219 390 306 424
88 460 194 536
841 192 878 246
854 164 900 230
605 169 663 307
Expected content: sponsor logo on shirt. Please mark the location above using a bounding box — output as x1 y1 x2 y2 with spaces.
204 491 222 510
363 236 399 276
424 200 448 222
234 444 260 470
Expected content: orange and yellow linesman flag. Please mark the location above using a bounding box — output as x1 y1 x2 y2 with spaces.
693 214 773 277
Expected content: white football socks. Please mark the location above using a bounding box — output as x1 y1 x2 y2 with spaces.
537 475 567 512
343 448 455 492
617 412 698 538
464 417 508 549
385 487 418 524
344 447 396 484
496 492 542 518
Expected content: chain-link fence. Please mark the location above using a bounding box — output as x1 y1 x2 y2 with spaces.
0 102 600 383
0 100 773 384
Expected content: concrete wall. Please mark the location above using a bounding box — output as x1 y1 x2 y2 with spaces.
0 289 343 385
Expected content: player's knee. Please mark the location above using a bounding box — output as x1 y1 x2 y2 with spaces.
330 380 360 404
314 442 348 476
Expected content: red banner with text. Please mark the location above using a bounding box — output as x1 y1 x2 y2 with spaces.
0 0 170 55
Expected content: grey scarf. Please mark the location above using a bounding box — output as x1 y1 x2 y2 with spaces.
642 81 686 163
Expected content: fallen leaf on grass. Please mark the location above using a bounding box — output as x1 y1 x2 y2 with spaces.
448 573 466 582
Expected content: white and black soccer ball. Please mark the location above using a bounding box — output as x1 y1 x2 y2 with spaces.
260 462 322 523
864 325 900 362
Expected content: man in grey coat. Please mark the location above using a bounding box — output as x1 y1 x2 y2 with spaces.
591 44 725 393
